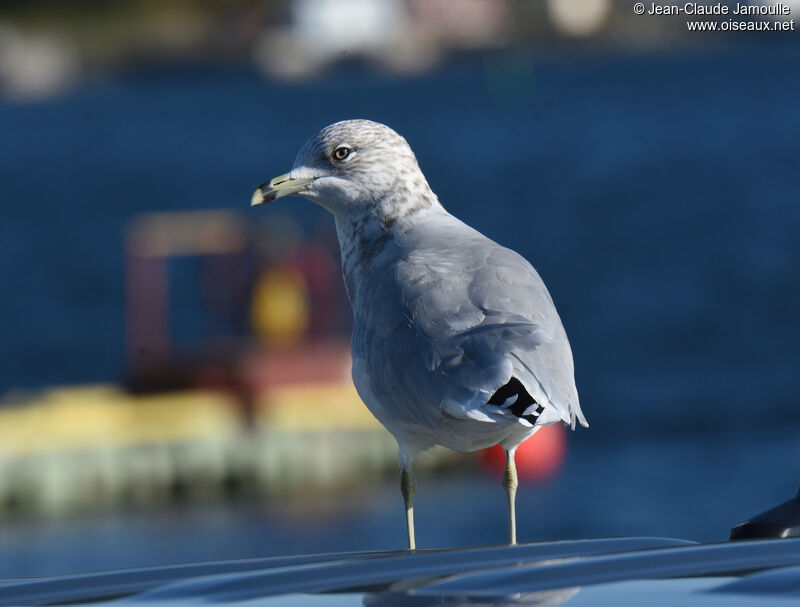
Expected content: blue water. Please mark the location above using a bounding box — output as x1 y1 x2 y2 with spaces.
1 43 800 578
2 46 799 437
2 433 799 579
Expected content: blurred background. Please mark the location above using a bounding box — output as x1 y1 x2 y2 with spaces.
1 0 799 579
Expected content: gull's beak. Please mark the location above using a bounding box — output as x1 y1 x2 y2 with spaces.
250 173 313 206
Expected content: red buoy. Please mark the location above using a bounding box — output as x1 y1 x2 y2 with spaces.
480 424 567 482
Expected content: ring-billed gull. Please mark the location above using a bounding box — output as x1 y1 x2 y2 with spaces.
251 119 588 549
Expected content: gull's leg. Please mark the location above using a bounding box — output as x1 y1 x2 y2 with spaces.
503 448 518 545
401 466 417 550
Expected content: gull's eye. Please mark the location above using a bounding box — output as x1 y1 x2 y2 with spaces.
332 146 352 161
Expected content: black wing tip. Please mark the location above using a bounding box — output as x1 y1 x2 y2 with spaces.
488 377 543 424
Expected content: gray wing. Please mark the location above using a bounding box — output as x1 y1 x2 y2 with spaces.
470 245 586 429
352 221 587 434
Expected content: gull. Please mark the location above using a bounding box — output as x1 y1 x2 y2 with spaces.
251 119 588 549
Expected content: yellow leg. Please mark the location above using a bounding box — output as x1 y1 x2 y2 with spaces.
503 449 518 545
401 467 417 550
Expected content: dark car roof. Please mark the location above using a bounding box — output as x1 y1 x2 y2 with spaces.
2 537 800 606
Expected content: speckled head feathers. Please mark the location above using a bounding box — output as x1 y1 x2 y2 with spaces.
283 120 439 222
298 120 416 170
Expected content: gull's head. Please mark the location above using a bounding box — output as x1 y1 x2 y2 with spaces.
251 120 436 218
